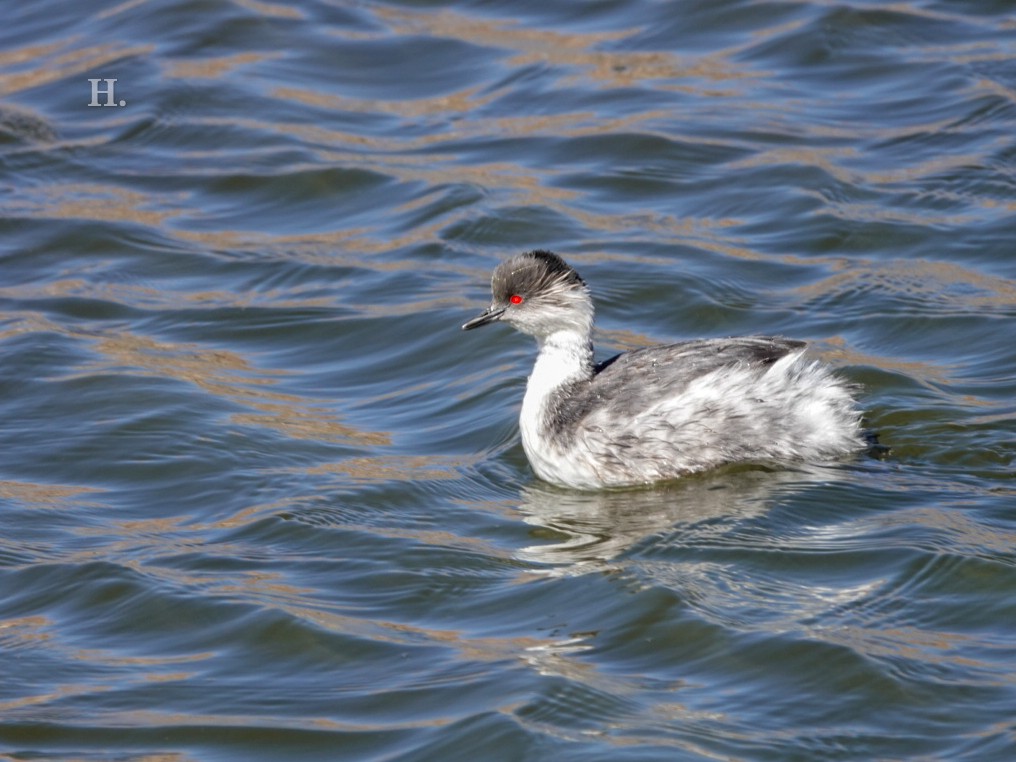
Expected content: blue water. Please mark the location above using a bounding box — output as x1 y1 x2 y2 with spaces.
2 1 1015 760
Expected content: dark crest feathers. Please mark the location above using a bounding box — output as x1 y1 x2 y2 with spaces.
492 250 586 302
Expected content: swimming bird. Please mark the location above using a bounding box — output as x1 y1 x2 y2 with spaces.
462 250 864 489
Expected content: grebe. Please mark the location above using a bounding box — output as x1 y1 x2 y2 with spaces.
463 250 864 489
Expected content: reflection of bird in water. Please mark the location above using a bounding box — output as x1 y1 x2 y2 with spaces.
463 251 864 489
515 464 836 572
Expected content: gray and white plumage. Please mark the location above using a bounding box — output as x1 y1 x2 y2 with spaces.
463 250 865 489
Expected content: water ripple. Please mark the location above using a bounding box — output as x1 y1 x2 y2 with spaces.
2 0 1016 759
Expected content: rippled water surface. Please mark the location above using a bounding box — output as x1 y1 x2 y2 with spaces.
2 1 1016 760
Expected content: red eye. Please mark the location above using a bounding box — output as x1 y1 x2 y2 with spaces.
510 294 523 305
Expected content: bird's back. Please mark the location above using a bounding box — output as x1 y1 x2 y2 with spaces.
534 336 862 487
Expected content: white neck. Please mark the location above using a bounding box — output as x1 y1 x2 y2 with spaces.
520 328 593 446
533 327 593 380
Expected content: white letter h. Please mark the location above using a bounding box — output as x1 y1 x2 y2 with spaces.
88 78 118 107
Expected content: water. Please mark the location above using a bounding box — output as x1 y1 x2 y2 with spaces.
1 1 1015 760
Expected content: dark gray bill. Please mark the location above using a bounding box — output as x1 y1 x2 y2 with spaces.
462 307 505 331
